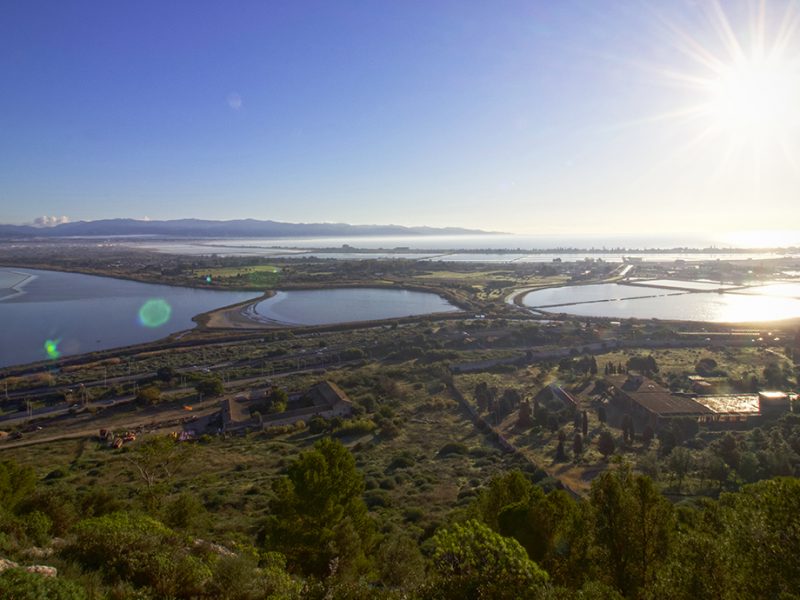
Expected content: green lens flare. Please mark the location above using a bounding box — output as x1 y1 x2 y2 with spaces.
138 299 172 328
44 339 61 359
205 275 212 283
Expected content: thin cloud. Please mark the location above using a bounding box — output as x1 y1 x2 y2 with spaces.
226 92 243 110
32 215 70 227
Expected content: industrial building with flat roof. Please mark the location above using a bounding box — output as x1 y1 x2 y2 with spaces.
606 375 790 430
607 375 712 429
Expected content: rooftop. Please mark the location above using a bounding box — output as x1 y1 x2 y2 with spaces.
694 395 761 415
608 374 713 416
225 396 253 424
306 380 351 408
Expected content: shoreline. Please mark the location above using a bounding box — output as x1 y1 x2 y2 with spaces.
197 286 465 330
0 268 37 302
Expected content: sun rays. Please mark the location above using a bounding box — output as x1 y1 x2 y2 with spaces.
635 1 800 179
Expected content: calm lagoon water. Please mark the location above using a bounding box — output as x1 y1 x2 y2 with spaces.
250 288 460 326
0 267 260 368
522 283 673 307
734 283 800 298
523 283 800 322
628 279 739 291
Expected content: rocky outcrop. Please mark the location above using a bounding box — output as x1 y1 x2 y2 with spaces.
0 557 58 577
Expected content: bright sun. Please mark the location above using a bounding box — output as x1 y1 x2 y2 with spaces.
708 56 798 138
644 1 800 173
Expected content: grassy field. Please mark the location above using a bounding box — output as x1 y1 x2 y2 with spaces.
192 265 280 277
594 346 796 389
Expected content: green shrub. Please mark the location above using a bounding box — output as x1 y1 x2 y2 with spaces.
0 569 87 600
44 468 66 481
364 489 392 509
388 454 415 471
438 442 469 457
332 419 376 438
308 416 329 434
404 507 424 522
22 511 52 546
163 493 207 531
66 512 177 587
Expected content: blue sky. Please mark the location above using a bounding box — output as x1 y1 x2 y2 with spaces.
1 1 799 235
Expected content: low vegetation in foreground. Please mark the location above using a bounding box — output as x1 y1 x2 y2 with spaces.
1 434 799 599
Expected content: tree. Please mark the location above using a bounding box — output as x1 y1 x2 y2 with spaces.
308 415 328 434
195 376 224 398
0 460 36 514
267 388 289 413
590 468 675 597
125 436 193 512
517 401 533 428
474 386 487 412
556 440 567 462
573 433 584 456
207 553 301 600
582 410 589 436
701 451 729 490
626 354 659 374
163 493 208 531
642 425 654 447
695 357 718 377
263 438 373 579
763 361 786 387
737 451 760 483
501 388 522 410
136 384 162 406
597 430 615 459
424 519 548 600
719 478 800 598
472 470 535 531
717 432 740 470
657 429 676 457
376 533 426 591
668 447 693 492
156 366 176 382
474 381 493 413
621 414 633 444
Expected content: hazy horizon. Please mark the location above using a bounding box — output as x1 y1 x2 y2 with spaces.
4 216 800 249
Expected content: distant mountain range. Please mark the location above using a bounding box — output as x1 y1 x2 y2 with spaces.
0 218 493 238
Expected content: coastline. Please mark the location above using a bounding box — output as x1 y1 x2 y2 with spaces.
0 268 37 302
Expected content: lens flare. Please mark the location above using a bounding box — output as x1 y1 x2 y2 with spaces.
44 339 61 359
138 299 172 328
205 275 212 284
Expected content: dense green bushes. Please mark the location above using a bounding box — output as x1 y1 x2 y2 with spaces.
0 569 87 600
1 436 800 598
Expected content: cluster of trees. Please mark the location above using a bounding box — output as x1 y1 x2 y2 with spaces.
625 354 659 375
650 414 800 492
473 382 523 420
558 355 598 375
3 436 800 599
